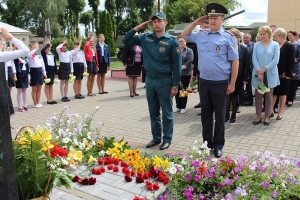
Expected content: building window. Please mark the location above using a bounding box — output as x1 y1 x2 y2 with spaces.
22 38 26 41
38 41 43 44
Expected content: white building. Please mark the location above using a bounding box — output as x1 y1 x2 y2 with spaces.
0 22 31 46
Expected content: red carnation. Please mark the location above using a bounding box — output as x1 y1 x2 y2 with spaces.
91 168 102 175
146 185 153 191
81 178 89 185
97 158 103 165
99 166 106 173
88 177 96 185
163 179 169 185
121 161 128 168
137 171 143 177
136 176 144 183
124 175 132 182
107 165 113 170
113 166 119 172
146 180 152 185
153 183 160 190
142 173 149 179
112 158 119 165
72 175 81 182
131 171 136 176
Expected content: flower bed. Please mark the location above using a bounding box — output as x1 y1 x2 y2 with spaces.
13 107 300 200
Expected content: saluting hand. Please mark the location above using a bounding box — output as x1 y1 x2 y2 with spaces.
194 16 208 26
134 21 151 32
1 27 14 41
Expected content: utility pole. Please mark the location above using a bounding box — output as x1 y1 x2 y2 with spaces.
158 0 160 12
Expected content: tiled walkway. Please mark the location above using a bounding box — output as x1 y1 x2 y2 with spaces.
10 74 300 199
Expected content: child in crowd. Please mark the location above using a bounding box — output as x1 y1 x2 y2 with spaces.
71 40 87 99
41 39 58 104
27 41 47 108
56 40 73 102
84 36 98 96
14 47 30 112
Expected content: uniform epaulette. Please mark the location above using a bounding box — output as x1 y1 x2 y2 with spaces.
225 30 234 36
170 35 177 38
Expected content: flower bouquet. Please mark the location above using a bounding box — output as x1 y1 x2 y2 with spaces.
179 81 188 98
44 78 51 84
186 79 197 93
254 74 270 94
13 126 73 200
69 74 76 84
83 72 89 77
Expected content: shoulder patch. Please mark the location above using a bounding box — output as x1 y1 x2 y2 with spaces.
176 47 181 54
225 30 234 36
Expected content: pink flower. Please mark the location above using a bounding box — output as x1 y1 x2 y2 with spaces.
184 173 191 181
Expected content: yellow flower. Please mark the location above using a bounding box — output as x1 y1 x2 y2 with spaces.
161 158 170 169
107 147 120 157
41 141 54 151
144 157 151 166
84 141 90 148
88 155 97 164
152 155 162 168
135 149 141 155
73 151 82 161
113 141 125 149
96 140 104 147
69 159 75 165
124 149 133 159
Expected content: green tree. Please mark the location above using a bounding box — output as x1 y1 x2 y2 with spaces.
0 0 27 28
88 0 101 34
250 27 260 42
99 11 108 37
80 11 94 37
136 0 155 22
67 0 85 38
169 0 240 24
105 0 117 38
118 8 142 35
105 12 116 56
115 0 127 36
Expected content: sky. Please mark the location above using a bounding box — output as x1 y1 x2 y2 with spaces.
83 0 268 29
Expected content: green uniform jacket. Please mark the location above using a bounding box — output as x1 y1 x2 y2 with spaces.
122 29 182 87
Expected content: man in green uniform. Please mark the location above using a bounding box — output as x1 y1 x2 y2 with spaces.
122 12 182 150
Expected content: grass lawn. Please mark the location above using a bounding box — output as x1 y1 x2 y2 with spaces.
110 61 123 69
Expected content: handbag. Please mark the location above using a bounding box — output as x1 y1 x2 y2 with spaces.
239 85 253 106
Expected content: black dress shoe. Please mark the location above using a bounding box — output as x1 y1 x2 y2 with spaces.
197 112 201 115
214 149 223 158
264 121 270 125
79 94 85 99
253 119 262 125
146 140 161 148
270 113 274 118
236 109 241 113
225 115 230 122
230 118 236 123
160 142 171 150
194 103 201 108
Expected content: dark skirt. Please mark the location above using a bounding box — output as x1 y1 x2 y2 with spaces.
273 79 290 95
6 82 14 115
30 67 43 86
16 71 29 88
58 62 71 80
7 67 16 87
98 57 108 74
87 57 97 75
45 66 55 85
73 63 84 80
126 62 142 77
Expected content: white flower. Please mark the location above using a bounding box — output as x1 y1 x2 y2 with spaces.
241 189 248 196
95 106 101 110
99 150 106 156
68 164 77 170
279 154 286 159
168 167 177 175
62 137 71 144
48 164 55 170
181 158 187 165
58 168 66 173
64 106 70 111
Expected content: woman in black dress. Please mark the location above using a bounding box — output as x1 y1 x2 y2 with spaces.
272 28 294 120
122 44 143 97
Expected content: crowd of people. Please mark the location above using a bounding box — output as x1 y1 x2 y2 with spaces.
3 2 300 158
4 34 111 113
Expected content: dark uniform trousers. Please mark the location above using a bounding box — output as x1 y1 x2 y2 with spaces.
146 74 173 143
200 78 228 150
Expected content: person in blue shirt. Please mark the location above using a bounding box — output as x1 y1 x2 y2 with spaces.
180 3 239 158
122 11 182 150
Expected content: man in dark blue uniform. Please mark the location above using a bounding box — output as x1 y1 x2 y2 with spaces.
181 3 239 158
122 12 182 150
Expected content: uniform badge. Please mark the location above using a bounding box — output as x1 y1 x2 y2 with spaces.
234 43 238 50
159 46 165 53
176 47 181 54
216 46 220 52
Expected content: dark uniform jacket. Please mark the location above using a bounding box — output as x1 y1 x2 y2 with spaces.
238 43 250 82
